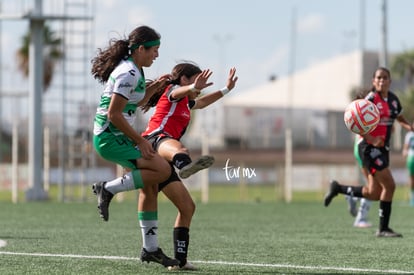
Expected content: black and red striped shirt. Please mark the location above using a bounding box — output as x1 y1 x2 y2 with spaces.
365 90 402 146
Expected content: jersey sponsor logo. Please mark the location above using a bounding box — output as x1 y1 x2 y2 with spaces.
119 82 133 89
369 148 381 159
181 111 190 118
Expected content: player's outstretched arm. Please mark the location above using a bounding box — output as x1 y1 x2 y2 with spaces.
194 67 238 109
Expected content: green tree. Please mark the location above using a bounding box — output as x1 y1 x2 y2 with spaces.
391 50 414 88
396 87 414 122
391 49 414 121
16 23 63 91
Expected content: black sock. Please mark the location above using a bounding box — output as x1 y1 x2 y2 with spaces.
173 227 189 267
338 185 363 197
172 153 192 169
379 200 392 231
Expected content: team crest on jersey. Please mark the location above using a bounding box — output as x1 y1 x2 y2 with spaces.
376 102 383 111
136 77 145 91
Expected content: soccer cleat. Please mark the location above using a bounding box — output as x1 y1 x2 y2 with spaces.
375 228 403 238
353 220 372 228
179 155 215 179
324 180 340 207
168 261 198 271
345 195 357 217
92 182 113 222
140 248 180 268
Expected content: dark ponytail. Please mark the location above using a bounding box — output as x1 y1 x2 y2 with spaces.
91 25 161 84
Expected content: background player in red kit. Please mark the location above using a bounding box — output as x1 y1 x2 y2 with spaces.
324 67 413 237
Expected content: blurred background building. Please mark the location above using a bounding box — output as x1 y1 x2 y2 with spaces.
0 0 413 202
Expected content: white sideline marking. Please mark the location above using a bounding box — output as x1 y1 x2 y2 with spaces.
0 240 7 248
0 251 412 274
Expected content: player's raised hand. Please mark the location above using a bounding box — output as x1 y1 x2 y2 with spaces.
225 67 238 91
193 69 213 90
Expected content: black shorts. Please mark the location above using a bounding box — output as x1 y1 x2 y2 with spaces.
143 131 172 151
143 132 181 191
158 163 181 192
358 141 389 174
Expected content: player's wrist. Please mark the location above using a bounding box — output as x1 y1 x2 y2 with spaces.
220 86 230 95
188 83 199 93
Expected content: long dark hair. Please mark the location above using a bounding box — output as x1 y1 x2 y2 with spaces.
141 62 202 112
91 25 161 84
373 66 391 78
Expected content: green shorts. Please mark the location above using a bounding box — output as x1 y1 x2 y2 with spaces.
407 156 414 176
93 131 142 170
354 140 363 168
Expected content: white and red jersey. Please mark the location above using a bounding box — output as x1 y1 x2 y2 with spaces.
142 84 195 140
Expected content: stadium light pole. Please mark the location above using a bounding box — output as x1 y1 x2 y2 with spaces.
359 0 366 51
25 0 48 200
213 34 233 82
0 0 2 164
379 0 388 67
284 7 297 203
0 0 92 201
212 33 233 147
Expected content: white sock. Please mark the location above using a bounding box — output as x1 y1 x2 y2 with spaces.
140 220 159 252
104 172 135 194
356 198 371 221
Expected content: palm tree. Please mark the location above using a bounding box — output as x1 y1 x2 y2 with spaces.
16 23 63 91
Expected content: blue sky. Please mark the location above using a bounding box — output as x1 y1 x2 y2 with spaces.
0 0 414 118
92 0 414 91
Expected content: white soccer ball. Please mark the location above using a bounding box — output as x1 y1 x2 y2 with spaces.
344 99 380 135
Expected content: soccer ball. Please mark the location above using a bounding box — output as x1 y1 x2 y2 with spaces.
344 99 380 135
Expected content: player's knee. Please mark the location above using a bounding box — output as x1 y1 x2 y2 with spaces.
186 198 196 215
153 155 171 181
180 200 196 219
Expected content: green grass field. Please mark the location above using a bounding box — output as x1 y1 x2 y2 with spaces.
1 186 414 274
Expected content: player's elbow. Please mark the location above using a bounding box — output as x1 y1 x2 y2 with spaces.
107 110 122 122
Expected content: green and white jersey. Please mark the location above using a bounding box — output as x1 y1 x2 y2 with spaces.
93 58 146 136
404 131 414 157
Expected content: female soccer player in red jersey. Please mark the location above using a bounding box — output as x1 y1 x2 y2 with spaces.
141 62 238 269
325 67 413 237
